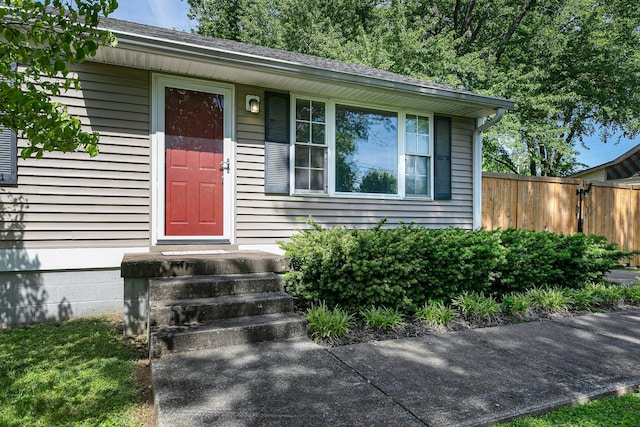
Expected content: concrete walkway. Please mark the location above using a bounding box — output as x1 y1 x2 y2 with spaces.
151 309 640 426
605 269 640 285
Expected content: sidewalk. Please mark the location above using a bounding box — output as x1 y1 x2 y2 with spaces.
151 309 640 426
605 269 640 285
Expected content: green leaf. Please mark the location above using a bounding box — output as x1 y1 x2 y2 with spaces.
0 0 118 158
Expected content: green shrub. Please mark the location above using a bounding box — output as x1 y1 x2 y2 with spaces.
501 292 531 316
413 227 505 302
416 301 456 326
305 301 354 342
282 219 422 312
280 219 629 313
494 229 563 293
280 219 503 312
360 306 405 330
452 292 501 322
493 230 628 294
527 287 569 312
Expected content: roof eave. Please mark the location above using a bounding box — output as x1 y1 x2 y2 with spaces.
105 29 514 113
572 142 640 177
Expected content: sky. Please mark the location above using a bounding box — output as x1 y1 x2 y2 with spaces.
108 0 638 170
109 0 194 32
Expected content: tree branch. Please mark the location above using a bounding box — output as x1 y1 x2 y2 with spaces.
495 0 536 61
462 0 476 35
487 154 520 174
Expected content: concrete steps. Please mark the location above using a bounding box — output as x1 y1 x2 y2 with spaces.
150 292 295 326
149 272 283 300
150 313 307 358
146 265 307 358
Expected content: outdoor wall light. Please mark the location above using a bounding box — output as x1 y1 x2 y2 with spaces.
246 95 260 113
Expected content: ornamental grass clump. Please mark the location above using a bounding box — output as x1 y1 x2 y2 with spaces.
452 292 501 323
360 306 405 330
305 301 354 342
566 287 599 312
501 292 531 317
584 283 624 308
526 287 569 312
415 301 456 327
622 281 640 304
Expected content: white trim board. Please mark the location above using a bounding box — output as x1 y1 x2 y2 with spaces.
0 247 149 272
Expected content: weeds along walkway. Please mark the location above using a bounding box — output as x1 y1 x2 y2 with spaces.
151 309 640 427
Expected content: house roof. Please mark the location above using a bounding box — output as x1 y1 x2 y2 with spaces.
572 142 640 180
94 16 513 118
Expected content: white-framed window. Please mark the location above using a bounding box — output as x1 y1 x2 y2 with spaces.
287 98 434 199
335 104 399 195
404 114 431 197
293 98 327 192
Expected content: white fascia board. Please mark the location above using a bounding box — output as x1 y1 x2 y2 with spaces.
0 247 150 273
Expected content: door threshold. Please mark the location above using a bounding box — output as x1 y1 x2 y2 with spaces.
151 243 239 253
161 249 230 256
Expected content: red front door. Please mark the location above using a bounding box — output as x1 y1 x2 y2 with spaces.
164 87 225 236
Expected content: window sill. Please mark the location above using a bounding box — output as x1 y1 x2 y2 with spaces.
289 191 436 202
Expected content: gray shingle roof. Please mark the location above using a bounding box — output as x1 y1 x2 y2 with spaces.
98 16 485 99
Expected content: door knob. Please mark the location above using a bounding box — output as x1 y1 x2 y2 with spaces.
220 158 230 173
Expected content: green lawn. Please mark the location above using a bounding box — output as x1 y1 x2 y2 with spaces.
0 317 144 426
500 392 640 426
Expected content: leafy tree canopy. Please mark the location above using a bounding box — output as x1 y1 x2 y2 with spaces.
188 0 640 176
0 0 118 158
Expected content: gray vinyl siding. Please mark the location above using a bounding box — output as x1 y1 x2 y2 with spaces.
0 62 151 250
234 86 474 246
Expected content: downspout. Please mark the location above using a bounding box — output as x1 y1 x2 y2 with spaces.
473 108 506 230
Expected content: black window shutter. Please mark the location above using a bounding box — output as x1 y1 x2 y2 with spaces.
0 126 17 185
434 115 451 200
264 91 290 193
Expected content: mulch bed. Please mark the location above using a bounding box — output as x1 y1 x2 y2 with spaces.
310 304 640 348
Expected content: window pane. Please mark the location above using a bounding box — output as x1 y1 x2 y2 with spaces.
406 133 417 153
418 116 429 135
310 147 325 168
405 155 430 196
295 145 309 167
415 176 428 195
295 168 309 189
296 122 310 143
406 115 417 134
417 135 429 155
405 155 415 175
311 123 325 145
296 99 310 121
335 104 398 194
312 102 325 123
406 178 415 194
310 169 325 190
416 156 428 175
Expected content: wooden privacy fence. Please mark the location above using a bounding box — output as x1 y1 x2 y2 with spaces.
482 172 640 266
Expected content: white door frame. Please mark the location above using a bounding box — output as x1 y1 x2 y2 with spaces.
151 74 235 244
